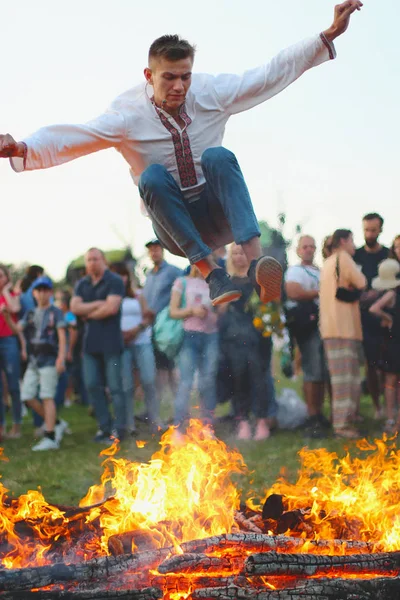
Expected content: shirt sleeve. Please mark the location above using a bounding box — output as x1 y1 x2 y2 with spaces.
53 308 66 329
109 275 125 297
10 108 127 173
73 280 84 299
172 277 184 295
211 34 335 115
285 266 306 286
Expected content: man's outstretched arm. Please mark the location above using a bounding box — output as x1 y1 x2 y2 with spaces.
0 108 127 172
211 1 363 115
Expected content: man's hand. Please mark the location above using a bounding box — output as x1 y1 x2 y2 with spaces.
323 1 363 42
0 134 25 158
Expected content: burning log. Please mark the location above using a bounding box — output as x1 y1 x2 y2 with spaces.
245 550 400 576
234 512 263 534
179 533 374 555
192 577 400 600
0 550 170 592
108 531 160 556
157 552 243 574
0 586 163 600
262 495 284 521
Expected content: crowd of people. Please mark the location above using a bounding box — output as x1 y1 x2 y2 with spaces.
0 211 399 450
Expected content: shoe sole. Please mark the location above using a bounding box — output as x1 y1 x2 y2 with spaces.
211 290 242 307
255 257 283 303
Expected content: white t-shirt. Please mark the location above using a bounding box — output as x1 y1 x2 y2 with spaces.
285 264 320 309
121 297 151 345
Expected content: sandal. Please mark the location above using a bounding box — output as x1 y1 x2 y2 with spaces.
334 427 360 440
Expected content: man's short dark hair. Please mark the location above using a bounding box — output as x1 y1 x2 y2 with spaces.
148 35 196 64
362 213 384 227
331 229 353 250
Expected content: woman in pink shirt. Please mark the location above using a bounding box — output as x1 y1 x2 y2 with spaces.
0 265 22 439
170 266 219 428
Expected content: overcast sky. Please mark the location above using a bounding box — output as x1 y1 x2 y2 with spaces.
1 0 398 278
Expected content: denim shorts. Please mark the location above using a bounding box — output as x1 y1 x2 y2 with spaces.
298 329 329 382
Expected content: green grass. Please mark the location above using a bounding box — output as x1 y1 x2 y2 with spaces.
0 376 387 507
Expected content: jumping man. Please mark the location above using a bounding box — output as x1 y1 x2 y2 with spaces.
0 1 363 306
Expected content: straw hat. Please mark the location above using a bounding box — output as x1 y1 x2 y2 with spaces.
372 259 400 290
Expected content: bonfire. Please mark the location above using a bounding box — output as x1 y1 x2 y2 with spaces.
0 420 399 599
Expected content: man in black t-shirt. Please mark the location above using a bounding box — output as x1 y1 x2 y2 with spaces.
71 248 126 442
354 213 389 418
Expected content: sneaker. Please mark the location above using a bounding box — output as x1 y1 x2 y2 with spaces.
55 419 70 443
237 420 252 440
93 430 112 443
248 256 283 303
32 437 59 451
206 269 242 306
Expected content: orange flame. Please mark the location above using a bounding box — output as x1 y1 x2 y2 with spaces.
1 423 400 570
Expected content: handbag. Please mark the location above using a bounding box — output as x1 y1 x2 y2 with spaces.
335 254 362 303
285 267 319 342
153 277 187 359
285 300 319 342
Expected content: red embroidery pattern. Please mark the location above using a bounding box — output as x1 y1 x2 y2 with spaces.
152 99 198 189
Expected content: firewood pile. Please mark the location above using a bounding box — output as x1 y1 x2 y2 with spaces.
0 530 399 600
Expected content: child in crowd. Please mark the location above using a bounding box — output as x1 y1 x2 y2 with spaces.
4 276 68 450
370 259 400 434
54 290 78 408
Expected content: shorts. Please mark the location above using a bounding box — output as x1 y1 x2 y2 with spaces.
297 329 328 382
153 345 175 371
21 365 59 401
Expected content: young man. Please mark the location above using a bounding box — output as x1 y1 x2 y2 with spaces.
285 236 330 438
4 277 68 451
0 2 362 305
354 213 389 418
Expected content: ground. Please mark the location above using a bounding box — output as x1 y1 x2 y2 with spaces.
0 376 388 506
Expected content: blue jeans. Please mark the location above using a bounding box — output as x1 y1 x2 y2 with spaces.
0 336 22 425
122 342 158 428
174 331 219 425
139 147 261 263
55 367 70 410
82 353 125 434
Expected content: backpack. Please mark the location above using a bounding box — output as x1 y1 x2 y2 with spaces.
153 278 187 360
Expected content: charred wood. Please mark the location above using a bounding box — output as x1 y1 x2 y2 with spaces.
157 553 243 574
234 512 263 534
262 495 284 521
192 577 400 600
179 533 374 555
245 550 400 576
108 532 159 556
0 550 170 592
0 586 162 600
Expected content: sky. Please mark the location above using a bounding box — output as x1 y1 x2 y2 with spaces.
1 0 399 279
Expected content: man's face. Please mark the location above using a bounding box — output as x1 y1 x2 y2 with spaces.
297 236 316 263
85 250 106 277
148 244 164 266
144 57 193 113
363 218 382 248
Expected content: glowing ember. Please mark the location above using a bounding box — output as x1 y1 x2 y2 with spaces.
0 421 399 573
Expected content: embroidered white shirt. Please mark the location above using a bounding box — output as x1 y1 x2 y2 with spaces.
11 34 335 201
